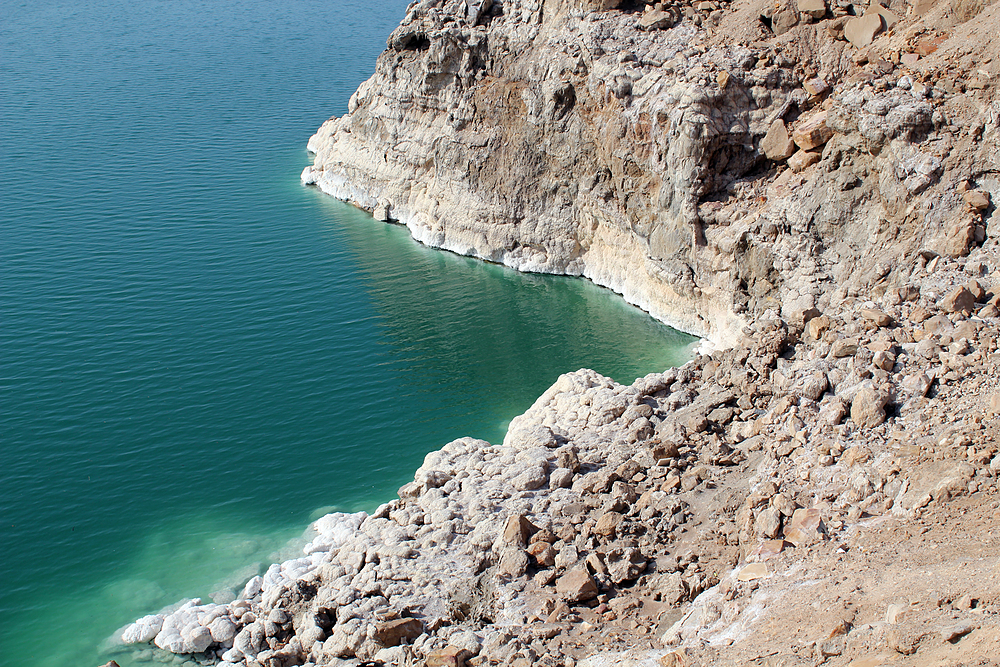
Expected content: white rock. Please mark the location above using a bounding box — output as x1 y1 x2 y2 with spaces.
121 614 164 644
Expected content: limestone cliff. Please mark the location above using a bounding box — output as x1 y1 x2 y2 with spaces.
303 0 1000 347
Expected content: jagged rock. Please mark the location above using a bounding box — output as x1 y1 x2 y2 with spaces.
784 508 826 545
638 9 675 30
788 149 822 172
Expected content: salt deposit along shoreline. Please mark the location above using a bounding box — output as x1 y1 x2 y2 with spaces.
109 0 1000 664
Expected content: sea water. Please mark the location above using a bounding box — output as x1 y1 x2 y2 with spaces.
0 1 697 664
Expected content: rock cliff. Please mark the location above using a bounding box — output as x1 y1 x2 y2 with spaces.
302 0 999 347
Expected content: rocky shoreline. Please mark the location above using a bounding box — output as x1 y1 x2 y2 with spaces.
111 0 1000 665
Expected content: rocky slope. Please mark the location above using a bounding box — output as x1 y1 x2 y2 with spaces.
109 0 1000 666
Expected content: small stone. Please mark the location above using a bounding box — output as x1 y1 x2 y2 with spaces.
940 287 976 314
593 511 624 538
841 446 871 467
831 338 859 357
762 120 796 161
502 514 539 547
885 603 906 624
901 53 920 66
425 646 475 667
498 548 530 578
792 111 834 150
556 566 599 602
638 9 675 30
754 507 783 539
788 149 821 172
844 13 884 49
373 618 424 647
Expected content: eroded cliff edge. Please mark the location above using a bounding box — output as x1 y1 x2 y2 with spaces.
302 0 999 347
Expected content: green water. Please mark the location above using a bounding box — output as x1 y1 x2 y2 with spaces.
0 1 697 664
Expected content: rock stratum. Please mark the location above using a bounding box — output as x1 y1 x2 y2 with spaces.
112 0 1000 666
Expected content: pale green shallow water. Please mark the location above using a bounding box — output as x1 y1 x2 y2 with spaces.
0 1 697 665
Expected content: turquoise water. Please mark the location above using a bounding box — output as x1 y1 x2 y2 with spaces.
0 1 696 665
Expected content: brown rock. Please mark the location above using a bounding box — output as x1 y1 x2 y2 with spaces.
792 111 834 150
827 15 850 39
762 120 796 161
940 287 976 314
866 4 899 28
737 562 770 581
788 149 822 172
831 338 859 357
844 13 884 49
916 34 946 56
528 542 556 568
556 566 599 602
638 9 675 30
426 646 475 667
841 446 871 467
807 314 831 340
901 52 920 66
772 2 801 34
373 617 424 647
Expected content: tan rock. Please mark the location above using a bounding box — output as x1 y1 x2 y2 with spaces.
528 542 556 567
807 314 831 340
851 386 889 429
737 562 770 581
788 149 821 172
797 0 827 19
844 13 884 49
594 511 624 538
502 514 538 546
373 617 423 647
803 77 830 96
638 9 675 30
866 4 899 28
831 338 859 357
841 446 871 467
752 538 790 560
784 508 825 546
792 111 834 150
988 393 1000 416
862 308 895 327
762 120 796 161
964 189 990 211
426 645 474 667
940 286 976 314
556 566 599 602
901 52 920 66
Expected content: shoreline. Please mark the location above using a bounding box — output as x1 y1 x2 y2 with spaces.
113 0 1000 665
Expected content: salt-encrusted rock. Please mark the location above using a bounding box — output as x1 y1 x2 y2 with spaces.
121 614 164 644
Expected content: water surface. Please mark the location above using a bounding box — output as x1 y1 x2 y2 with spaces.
0 1 696 664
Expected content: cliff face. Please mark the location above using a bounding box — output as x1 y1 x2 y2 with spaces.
303 0 1000 347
